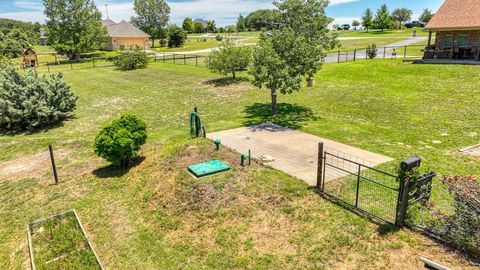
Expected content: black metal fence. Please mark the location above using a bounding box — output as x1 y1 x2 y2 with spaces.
27 53 207 73
318 146 401 224
329 44 426 63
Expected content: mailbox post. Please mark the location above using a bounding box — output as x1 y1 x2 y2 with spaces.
396 157 421 227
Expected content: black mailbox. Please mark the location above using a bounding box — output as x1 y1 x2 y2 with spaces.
400 157 421 171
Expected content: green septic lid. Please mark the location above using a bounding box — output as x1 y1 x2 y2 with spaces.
188 160 230 178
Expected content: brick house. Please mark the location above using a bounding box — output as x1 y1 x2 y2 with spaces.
424 0 480 60
102 19 150 50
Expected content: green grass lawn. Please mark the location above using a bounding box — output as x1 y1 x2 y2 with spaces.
331 37 408 52
1 60 478 269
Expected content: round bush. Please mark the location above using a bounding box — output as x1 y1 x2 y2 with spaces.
94 114 147 168
0 63 77 130
113 47 149 71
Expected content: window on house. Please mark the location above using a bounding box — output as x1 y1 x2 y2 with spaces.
444 35 453 48
457 35 468 47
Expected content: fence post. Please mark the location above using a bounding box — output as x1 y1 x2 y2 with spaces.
396 157 422 227
163 53 166 62
404 45 407 58
383 47 386 59
70 60 73 70
337 50 340 63
49 145 59 185
316 142 324 191
353 49 356 61
184 54 186 65
346 51 348 61
196 55 198 66
355 164 361 207
93 58 95 68
173 53 176 64
47 64 50 73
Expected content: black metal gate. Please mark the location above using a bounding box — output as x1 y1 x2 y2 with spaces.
317 146 401 224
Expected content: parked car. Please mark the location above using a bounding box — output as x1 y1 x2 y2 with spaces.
337 24 351 31
405 21 426 28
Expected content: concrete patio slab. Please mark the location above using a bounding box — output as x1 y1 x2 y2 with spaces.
207 123 394 186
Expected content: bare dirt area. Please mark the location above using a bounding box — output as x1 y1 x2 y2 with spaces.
0 149 70 182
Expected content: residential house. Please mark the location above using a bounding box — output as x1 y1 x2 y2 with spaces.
193 19 208 33
102 19 150 50
424 0 480 61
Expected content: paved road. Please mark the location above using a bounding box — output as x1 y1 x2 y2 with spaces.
324 36 428 63
148 36 428 60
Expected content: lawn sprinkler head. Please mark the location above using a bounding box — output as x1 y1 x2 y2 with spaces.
214 139 221 150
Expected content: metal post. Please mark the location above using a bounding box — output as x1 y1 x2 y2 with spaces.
93 58 95 68
346 51 348 61
337 50 340 63
47 64 50 73
173 53 176 64
184 54 186 65
194 107 199 137
70 60 73 70
163 53 166 62
353 49 356 61
316 142 324 190
49 145 59 185
383 47 386 59
248 149 251 165
404 45 407 58
355 165 361 207
196 55 198 66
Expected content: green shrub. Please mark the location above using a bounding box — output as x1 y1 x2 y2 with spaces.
0 63 77 130
215 35 223 41
366 44 377 59
206 39 252 79
94 114 147 168
112 46 149 71
167 25 187 48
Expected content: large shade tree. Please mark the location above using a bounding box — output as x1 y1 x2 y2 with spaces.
392 8 413 28
420 9 434 23
43 0 108 60
131 0 170 48
362 8 374 32
251 0 335 116
374 4 393 31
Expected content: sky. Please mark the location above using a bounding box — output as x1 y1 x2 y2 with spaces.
0 0 445 26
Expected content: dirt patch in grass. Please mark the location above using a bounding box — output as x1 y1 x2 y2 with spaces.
0 149 70 183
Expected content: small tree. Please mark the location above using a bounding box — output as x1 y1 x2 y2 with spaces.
352 20 360 30
43 0 108 60
207 20 217 33
392 8 412 29
167 25 187 48
193 22 205 33
113 46 149 71
0 63 77 130
94 114 147 168
237 14 246 32
366 44 377 59
419 9 434 23
362 8 374 32
206 39 252 79
250 30 306 116
182 17 194 33
131 0 170 48
374 4 393 31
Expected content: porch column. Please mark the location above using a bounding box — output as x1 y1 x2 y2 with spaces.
427 31 432 47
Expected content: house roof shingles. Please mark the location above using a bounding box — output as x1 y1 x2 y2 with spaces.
426 0 480 30
102 20 150 38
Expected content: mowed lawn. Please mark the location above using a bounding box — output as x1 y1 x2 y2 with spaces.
0 60 479 269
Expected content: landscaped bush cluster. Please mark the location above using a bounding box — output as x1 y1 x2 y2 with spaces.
112 46 149 71
167 25 187 48
0 63 77 130
94 114 147 168
215 35 224 41
366 44 378 59
430 176 480 259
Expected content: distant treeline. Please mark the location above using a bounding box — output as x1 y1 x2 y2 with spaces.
0 18 45 58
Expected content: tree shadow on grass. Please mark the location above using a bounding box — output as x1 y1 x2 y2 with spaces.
0 116 76 137
243 102 318 130
203 77 250 87
92 156 145 179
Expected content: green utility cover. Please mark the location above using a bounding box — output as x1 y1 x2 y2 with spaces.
188 160 230 178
